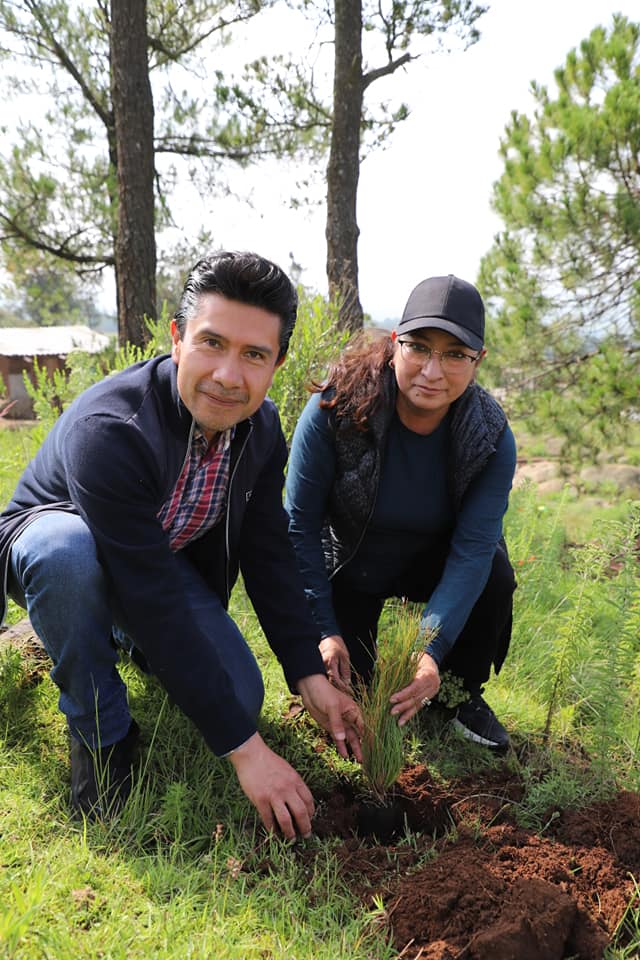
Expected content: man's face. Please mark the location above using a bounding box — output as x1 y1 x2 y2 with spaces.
171 292 284 441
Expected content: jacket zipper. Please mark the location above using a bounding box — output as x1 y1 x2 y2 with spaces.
224 422 253 605
181 420 196 475
328 481 379 581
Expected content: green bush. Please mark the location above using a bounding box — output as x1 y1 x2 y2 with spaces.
268 289 348 445
498 487 640 789
22 307 173 440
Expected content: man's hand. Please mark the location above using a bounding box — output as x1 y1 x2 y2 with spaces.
228 732 314 840
297 673 364 763
389 652 441 727
319 634 352 693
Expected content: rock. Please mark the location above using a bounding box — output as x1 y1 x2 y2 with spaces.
0 616 49 683
579 463 640 492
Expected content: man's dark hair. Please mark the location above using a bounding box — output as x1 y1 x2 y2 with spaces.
174 250 298 361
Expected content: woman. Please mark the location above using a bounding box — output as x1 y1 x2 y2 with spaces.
285 274 517 750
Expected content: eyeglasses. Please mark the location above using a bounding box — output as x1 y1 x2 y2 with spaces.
397 339 481 373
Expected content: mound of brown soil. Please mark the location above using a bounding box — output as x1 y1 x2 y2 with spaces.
312 764 639 959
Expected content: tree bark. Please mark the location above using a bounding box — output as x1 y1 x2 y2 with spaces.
110 0 156 346
326 0 364 332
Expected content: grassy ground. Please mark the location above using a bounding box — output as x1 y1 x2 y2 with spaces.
1 616 392 959
1 420 639 957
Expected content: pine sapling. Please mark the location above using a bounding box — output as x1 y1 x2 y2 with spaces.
358 607 431 803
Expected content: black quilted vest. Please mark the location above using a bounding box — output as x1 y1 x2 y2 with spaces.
322 366 507 577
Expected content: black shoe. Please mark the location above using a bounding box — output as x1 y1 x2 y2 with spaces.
70 720 140 819
452 694 510 751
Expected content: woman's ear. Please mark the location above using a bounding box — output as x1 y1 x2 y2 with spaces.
472 349 487 380
391 330 398 343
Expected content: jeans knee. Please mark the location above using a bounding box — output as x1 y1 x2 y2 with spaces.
12 514 104 600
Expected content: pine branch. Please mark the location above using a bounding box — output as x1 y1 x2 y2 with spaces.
362 51 413 90
0 211 114 267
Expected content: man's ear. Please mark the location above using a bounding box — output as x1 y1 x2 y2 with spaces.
170 319 181 362
275 353 287 369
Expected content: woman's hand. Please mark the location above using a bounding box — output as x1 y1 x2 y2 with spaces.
297 673 363 762
389 652 441 727
319 634 352 694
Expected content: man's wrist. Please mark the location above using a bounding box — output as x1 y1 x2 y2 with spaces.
225 731 260 763
296 672 328 697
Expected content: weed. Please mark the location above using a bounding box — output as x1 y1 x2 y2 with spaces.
606 875 640 959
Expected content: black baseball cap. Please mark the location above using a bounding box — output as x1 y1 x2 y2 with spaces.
397 274 485 351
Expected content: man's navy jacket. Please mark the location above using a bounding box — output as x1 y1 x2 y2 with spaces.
0 355 324 755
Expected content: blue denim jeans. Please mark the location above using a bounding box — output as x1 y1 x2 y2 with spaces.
9 512 264 748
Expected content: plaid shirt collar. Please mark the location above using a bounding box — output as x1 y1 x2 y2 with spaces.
157 422 235 551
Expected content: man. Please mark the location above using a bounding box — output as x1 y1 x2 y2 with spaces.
0 250 363 839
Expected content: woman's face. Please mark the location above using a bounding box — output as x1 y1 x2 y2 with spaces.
392 327 484 431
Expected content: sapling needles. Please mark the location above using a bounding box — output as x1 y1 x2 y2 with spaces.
358 607 431 802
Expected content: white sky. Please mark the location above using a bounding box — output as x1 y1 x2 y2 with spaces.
171 0 637 324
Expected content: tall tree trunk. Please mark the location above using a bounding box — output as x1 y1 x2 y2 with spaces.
326 0 364 332
105 126 122 342
110 0 156 347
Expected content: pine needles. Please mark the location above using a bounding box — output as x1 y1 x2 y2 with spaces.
357 606 424 803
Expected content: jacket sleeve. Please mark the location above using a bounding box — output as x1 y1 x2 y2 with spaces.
63 413 257 757
237 416 326 689
284 393 342 638
423 424 517 663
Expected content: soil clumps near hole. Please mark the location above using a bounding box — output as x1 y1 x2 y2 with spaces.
311 763 639 959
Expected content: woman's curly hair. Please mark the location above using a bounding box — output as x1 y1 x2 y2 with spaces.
313 328 394 432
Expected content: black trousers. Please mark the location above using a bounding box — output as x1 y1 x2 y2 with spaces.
331 540 516 690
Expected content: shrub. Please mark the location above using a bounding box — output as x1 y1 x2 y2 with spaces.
22 306 173 439
268 289 349 445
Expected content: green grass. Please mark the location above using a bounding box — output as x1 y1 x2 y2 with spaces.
0 646 395 959
547 491 635 543
608 877 640 959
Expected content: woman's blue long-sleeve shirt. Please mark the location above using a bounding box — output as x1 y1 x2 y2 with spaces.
285 391 516 664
